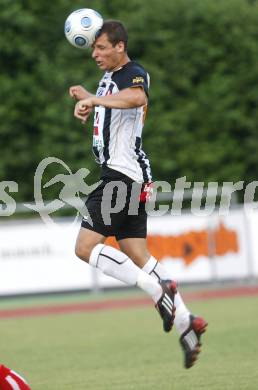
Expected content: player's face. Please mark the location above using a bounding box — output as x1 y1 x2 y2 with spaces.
92 33 125 72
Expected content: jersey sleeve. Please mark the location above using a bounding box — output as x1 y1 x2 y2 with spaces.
116 63 150 97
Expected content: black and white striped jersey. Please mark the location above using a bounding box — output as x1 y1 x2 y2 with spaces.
92 61 152 183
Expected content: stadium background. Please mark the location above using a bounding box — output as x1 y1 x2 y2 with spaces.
1 0 258 389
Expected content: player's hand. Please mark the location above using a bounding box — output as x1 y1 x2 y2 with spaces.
74 109 92 124
69 85 90 100
77 97 95 111
74 100 93 123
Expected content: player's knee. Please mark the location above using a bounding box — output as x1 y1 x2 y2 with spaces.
119 245 150 267
131 253 149 266
75 242 92 263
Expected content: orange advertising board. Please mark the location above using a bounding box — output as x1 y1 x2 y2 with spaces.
106 223 238 266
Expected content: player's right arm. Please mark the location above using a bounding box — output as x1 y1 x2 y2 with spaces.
69 85 93 100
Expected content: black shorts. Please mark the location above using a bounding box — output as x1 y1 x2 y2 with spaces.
81 166 147 240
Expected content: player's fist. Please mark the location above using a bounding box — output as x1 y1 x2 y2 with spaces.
69 85 90 100
0 364 31 389
74 100 93 123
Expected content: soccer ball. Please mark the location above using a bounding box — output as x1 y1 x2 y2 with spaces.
64 8 103 49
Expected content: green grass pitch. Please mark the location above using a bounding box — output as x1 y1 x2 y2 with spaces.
0 291 258 389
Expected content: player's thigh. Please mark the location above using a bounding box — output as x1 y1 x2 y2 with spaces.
75 227 106 262
118 237 150 268
81 178 115 237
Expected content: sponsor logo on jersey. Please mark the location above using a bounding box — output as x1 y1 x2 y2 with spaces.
132 76 144 84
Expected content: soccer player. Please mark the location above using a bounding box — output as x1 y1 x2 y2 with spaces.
69 20 207 368
0 364 31 389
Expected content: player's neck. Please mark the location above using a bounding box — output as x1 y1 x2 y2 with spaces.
110 54 130 72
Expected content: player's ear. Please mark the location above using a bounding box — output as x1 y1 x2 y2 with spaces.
116 41 125 53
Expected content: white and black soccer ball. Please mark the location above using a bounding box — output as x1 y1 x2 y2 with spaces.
64 8 103 49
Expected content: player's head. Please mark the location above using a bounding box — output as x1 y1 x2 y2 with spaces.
96 20 128 51
92 20 129 71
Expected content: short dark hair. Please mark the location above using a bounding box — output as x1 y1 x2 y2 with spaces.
96 20 128 50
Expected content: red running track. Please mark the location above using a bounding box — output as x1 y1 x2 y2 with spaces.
0 285 258 319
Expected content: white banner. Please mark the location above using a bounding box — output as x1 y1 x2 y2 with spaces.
0 220 92 295
0 208 254 295
243 206 258 277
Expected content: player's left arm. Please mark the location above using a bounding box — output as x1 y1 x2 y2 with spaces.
76 86 147 113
